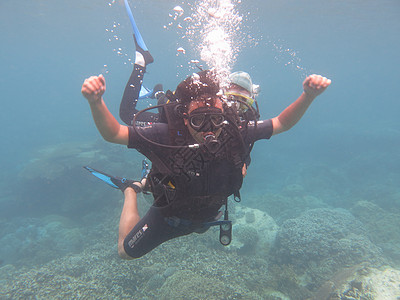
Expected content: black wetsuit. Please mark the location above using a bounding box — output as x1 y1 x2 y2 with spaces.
120 64 164 126
122 119 273 258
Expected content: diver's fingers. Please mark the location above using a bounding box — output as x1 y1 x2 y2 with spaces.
83 76 104 93
308 74 320 88
308 74 331 89
303 74 331 97
83 78 98 94
82 77 102 102
303 75 311 87
91 76 103 91
313 75 331 89
82 77 95 94
321 77 332 88
98 74 106 87
98 74 106 93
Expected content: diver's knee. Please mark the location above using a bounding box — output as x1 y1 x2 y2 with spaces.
119 239 147 259
118 239 131 259
118 243 134 260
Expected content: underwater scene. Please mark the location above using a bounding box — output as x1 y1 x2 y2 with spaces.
1 0 400 299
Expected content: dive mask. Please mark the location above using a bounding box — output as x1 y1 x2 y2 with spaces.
188 107 225 132
225 92 254 113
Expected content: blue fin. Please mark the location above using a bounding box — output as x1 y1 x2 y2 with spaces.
141 159 150 179
83 166 122 189
124 0 148 51
84 166 143 193
139 85 153 99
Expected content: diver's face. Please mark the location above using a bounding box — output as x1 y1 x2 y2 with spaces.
225 84 254 113
185 98 224 143
227 84 251 98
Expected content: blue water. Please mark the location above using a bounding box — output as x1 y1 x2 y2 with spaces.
1 0 400 298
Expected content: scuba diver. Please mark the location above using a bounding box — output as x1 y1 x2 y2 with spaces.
81 1 331 259
82 68 331 259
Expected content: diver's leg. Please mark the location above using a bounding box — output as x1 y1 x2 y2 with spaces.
106 176 144 259
118 187 141 259
120 63 146 125
119 25 155 125
133 37 153 67
120 206 195 259
120 64 164 125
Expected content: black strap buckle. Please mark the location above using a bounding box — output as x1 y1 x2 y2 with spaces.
219 206 232 246
234 190 241 202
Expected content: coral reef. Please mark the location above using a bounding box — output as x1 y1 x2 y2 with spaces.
227 205 279 256
1 141 399 299
271 208 385 289
364 266 400 300
159 270 231 299
267 263 313 299
312 265 400 300
0 223 281 299
247 190 327 224
0 190 282 299
3 140 144 219
0 215 83 267
350 200 400 265
1 196 397 299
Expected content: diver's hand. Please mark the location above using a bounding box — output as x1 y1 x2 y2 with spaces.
81 74 106 104
303 74 331 99
242 163 247 177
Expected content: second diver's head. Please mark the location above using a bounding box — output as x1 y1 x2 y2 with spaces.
225 71 258 113
174 70 225 143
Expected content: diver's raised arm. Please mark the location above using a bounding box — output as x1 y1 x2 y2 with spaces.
271 74 331 135
81 74 129 145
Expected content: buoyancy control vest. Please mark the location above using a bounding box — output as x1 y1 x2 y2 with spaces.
132 101 250 219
